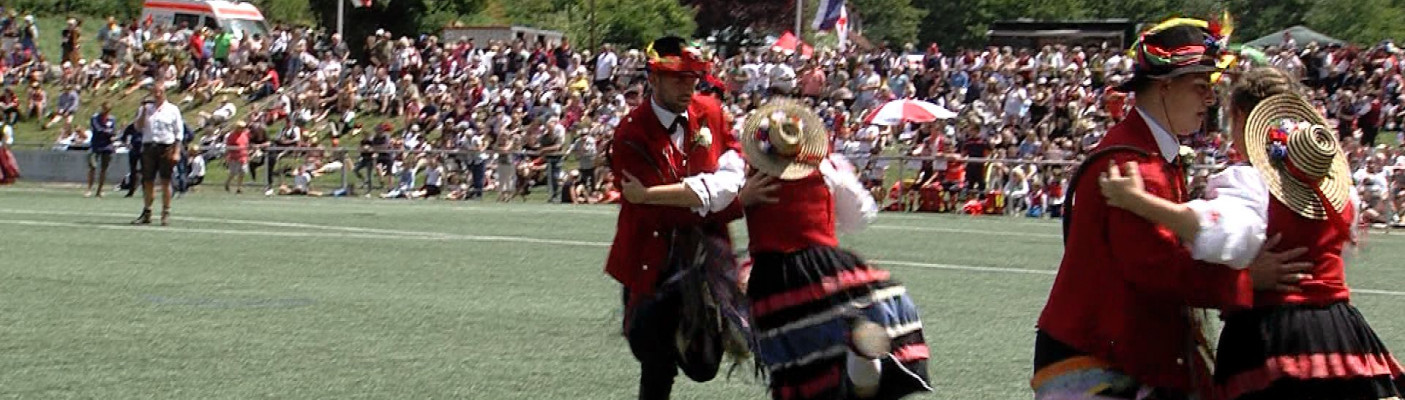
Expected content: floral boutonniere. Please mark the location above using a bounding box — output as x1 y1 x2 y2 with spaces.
695 126 713 147
1177 145 1196 173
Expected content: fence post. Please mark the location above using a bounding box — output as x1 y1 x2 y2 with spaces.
896 154 908 211
263 148 273 191
339 151 349 195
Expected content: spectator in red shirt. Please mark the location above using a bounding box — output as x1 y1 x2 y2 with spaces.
247 63 279 102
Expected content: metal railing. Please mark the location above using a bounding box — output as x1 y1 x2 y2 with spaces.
11 142 1233 212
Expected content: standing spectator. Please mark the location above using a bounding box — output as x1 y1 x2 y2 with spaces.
85 102 117 197
119 106 145 198
566 126 598 195
224 120 250 193
539 116 566 202
132 83 184 226
0 122 17 185
212 28 233 66
461 126 488 199
99 16 121 62
18 15 37 54
61 18 81 64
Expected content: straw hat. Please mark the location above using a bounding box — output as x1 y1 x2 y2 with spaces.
1243 93 1351 220
739 99 828 180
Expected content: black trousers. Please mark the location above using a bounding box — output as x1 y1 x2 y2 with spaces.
623 287 680 400
124 149 143 195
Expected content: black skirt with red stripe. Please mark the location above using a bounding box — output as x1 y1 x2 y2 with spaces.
1214 301 1405 400
0 147 19 185
746 246 933 400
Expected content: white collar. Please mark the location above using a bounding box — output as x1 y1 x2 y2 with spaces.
650 98 687 131
1135 106 1182 163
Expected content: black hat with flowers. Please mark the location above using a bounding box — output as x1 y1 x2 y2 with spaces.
1116 17 1235 93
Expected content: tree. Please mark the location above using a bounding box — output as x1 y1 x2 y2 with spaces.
683 0 793 36
591 0 697 46
1225 0 1312 43
848 0 926 46
247 0 316 25
1305 0 1405 45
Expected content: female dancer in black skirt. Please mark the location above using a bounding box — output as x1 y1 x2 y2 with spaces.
1099 67 1405 399
739 99 933 399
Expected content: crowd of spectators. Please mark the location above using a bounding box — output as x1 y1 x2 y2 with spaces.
5 10 1405 224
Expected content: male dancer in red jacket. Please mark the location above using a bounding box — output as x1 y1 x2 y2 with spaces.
605 35 775 400
1033 20 1315 399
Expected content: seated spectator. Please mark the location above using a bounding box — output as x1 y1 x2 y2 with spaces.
277 165 321 196
410 157 444 199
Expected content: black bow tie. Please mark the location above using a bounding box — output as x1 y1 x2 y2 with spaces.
669 115 688 134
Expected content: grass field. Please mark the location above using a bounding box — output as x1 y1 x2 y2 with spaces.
2 183 1405 399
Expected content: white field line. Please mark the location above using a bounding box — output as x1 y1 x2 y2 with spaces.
0 214 609 248
8 214 1405 296
4 211 1404 298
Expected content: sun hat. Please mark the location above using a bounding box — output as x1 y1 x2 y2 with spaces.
1116 15 1236 93
1243 93 1351 221
739 99 829 180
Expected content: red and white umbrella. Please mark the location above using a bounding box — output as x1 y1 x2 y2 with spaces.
862 100 957 126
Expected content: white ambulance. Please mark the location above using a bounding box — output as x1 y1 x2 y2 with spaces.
140 0 270 40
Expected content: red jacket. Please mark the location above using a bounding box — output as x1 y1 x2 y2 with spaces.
605 94 743 302
1037 111 1255 393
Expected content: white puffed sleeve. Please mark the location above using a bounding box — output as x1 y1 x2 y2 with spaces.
682 149 746 216
822 154 878 234
1184 165 1270 269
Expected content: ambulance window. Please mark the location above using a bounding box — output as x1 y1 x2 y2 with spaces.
205 18 221 31
172 13 201 29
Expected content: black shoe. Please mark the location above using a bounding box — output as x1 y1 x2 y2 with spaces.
131 209 152 225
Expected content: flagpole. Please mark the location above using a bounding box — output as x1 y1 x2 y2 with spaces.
337 0 345 37
795 0 802 37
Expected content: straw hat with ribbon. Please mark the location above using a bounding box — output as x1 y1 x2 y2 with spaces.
1243 93 1352 223
740 99 829 180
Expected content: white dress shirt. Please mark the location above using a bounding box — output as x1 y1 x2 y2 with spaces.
651 99 745 216
142 101 184 145
1135 107 1182 163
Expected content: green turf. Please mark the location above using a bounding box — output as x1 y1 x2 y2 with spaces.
2 184 1404 399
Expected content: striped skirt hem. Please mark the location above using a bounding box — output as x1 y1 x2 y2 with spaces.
748 246 932 400
1215 301 1405 400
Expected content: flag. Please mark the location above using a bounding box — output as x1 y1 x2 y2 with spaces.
836 6 849 50
812 0 846 31
771 31 801 54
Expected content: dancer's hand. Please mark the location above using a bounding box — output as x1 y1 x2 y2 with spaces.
619 171 648 204
740 169 780 206
1098 161 1147 210
1248 234 1313 292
